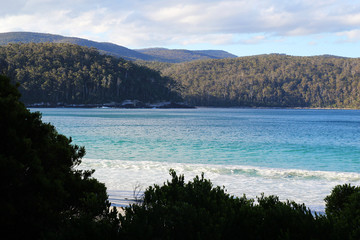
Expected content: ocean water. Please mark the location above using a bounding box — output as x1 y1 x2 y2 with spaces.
32 108 360 212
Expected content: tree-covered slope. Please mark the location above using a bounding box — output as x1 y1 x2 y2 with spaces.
0 43 181 105
2 34 359 108
156 55 360 108
0 75 120 239
0 32 156 61
0 32 237 63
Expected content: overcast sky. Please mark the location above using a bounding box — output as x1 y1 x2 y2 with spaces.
1 0 359 57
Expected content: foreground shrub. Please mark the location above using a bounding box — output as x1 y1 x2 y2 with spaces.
325 184 360 240
120 169 332 240
0 75 119 240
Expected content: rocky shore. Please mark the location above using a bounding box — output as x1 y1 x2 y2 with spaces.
26 100 195 109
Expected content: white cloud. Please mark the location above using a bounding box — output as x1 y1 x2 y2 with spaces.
337 30 360 43
241 35 267 45
178 33 234 46
341 13 360 26
0 0 360 49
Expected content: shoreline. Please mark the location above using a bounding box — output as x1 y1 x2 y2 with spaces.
26 101 195 109
23 94 360 111
26 103 359 110
194 106 359 110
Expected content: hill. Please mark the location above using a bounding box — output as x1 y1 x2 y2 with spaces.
148 54 360 108
0 32 154 61
2 33 359 109
0 42 181 106
194 50 238 59
135 48 237 63
0 32 237 62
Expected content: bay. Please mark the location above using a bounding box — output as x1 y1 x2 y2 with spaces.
32 107 360 212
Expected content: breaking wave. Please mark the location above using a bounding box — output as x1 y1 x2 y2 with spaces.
79 158 360 212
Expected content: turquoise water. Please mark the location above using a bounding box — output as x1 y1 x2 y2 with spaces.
33 108 360 211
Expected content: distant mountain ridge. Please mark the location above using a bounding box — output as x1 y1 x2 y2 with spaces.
135 48 237 63
0 32 155 61
0 32 237 62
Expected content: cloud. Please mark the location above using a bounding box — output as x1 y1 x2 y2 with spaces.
120 0 360 45
337 30 360 43
0 0 359 48
241 35 267 45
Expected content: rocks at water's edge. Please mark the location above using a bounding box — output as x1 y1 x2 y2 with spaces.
26 100 195 109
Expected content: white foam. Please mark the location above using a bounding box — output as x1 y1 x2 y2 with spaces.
78 158 360 212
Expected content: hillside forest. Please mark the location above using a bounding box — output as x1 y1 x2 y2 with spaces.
0 43 181 105
0 42 360 108
0 32 236 62
141 55 360 108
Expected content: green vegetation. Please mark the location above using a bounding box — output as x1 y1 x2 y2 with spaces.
120 170 332 240
120 171 360 240
142 54 360 108
0 43 181 105
325 184 360 239
0 75 119 239
119 172 360 240
1 36 360 108
1 75 359 239
0 32 236 62
0 32 154 61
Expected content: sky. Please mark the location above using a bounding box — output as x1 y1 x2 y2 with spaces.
1 0 360 57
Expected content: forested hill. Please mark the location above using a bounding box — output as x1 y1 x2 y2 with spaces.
0 43 181 105
0 32 237 63
0 32 155 61
143 55 360 108
1 40 359 109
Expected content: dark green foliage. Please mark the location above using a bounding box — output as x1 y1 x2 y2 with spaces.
0 42 181 105
253 195 332 240
120 169 331 240
120 170 247 239
145 54 360 108
325 184 360 240
0 75 119 239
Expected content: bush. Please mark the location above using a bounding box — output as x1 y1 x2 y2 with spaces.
120 169 331 240
120 169 244 239
325 184 360 240
0 75 119 239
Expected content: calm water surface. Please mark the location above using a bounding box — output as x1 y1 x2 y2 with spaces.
32 108 360 211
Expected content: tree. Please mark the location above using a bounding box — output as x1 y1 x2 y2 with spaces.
120 169 245 239
0 43 181 105
325 184 360 240
0 75 119 239
146 54 360 108
120 169 331 240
